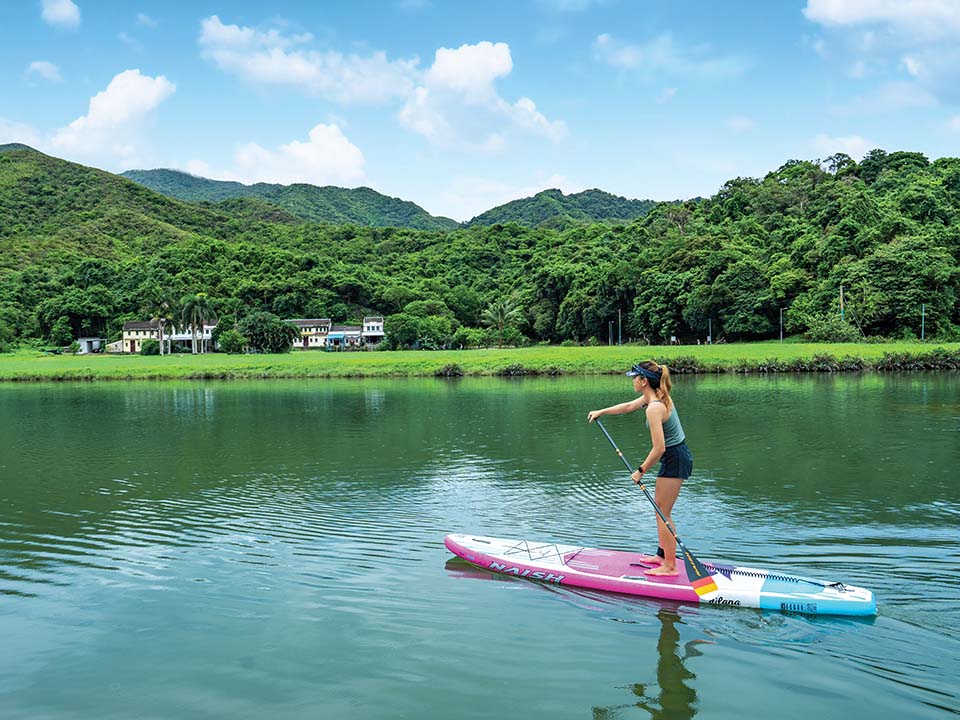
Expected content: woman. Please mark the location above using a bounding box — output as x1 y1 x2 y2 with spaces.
587 360 693 577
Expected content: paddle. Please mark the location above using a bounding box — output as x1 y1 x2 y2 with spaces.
593 419 719 596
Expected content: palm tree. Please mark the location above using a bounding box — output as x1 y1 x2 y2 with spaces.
145 294 177 356
481 297 524 348
181 293 218 354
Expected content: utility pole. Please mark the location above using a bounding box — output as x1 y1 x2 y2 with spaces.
708 318 712 344
780 308 783 343
608 321 613 346
921 304 925 341
840 285 845 322
618 309 622 346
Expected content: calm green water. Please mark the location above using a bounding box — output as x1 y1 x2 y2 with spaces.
1 374 958 719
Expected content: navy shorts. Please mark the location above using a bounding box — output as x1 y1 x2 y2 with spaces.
658 442 693 480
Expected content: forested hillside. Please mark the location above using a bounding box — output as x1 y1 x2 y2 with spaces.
1 144 958 351
465 188 658 227
122 168 459 231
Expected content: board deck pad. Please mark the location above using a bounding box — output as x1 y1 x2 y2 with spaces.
445 534 876 617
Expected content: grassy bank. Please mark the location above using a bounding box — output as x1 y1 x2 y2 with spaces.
1 342 959 381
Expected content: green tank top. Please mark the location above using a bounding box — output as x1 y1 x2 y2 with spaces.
645 402 686 447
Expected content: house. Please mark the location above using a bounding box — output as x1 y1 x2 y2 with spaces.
75 337 105 354
285 316 386 350
118 320 218 353
287 318 332 350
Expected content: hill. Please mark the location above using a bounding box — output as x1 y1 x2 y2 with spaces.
121 169 459 231
465 188 658 227
1 145 957 349
0 145 242 271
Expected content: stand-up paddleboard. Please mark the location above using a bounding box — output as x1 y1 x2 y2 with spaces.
445 534 876 616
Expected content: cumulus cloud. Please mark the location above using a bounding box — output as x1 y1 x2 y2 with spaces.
399 41 567 147
199 19 566 149
803 0 960 40
198 15 418 104
804 1 960 104
810 133 873 160
50 69 175 164
187 123 366 186
0 118 42 147
594 32 747 77
41 0 80 28
26 61 63 83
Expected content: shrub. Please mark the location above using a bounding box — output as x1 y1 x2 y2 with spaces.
804 316 861 343
217 329 247 354
140 339 160 355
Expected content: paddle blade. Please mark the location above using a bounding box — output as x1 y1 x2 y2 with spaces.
690 575 719 597
680 547 719 596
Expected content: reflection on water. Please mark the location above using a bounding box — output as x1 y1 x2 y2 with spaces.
594 609 708 720
0 375 958 719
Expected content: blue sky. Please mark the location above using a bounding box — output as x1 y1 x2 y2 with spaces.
4 0 960 220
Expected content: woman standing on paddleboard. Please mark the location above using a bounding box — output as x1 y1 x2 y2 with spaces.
587 361 693 577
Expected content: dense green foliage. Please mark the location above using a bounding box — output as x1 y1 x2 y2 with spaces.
1 145 959 351
465 188 658 227
122 169 460 231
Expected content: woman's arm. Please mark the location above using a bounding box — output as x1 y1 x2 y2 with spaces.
587 397 645 422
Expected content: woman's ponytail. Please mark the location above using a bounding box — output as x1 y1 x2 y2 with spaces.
639 360 673 411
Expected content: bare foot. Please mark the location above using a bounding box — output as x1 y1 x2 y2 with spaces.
629 554 663 567
644 564 679 577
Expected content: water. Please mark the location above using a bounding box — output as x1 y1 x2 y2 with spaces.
0 374 958 719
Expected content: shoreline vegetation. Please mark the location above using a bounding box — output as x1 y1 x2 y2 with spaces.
1 343 959 382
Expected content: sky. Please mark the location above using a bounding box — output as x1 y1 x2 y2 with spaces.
3 0 960 221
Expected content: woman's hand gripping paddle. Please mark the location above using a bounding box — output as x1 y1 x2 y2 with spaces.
593 419 719 597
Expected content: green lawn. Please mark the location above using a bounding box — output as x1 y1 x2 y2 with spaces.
1 342 958 381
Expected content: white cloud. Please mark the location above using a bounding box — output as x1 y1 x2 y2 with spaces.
537 0 610 12
805 1 960 103
803 0 960 39
655 87 678 104
810 133 873 160
399 41 567 147
594 32 747 77
26 61 63 83
0 118 42 147
50 69 175 165
425 41 512 98
198 15 418 104
136 13 157 28
41 0 80 28
437 173 586 222
727 115 756 132
119 32 143 53
832 81 938 114
945 115 960 133
187 124 366 186
903 55 922 76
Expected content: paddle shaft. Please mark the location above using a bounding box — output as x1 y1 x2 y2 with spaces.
594 419 708 578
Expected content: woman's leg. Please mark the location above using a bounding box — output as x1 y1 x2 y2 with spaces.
645 477 683 576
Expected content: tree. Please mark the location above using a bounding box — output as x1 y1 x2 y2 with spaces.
237 312 299 353
181 292 217 354
144 293 177 356
481 297 524 347
50 316 73 346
